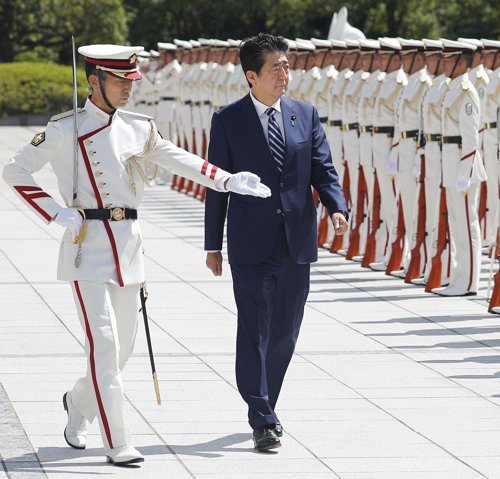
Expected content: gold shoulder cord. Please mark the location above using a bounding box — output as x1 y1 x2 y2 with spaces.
126 120 160 196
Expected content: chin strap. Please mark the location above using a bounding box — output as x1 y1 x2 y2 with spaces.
97 70 117 112
450 56 460 78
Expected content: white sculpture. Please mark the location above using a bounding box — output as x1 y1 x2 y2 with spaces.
328 6 366 40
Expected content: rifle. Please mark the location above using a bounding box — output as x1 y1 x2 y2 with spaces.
405 152 427 283
488 229 500 313
330 163 350 253
346 165 367 259
361 171 381 267
478 181 487 241
425 187 449 292
385 193 405 275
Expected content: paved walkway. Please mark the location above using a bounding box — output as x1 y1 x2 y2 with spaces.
1 126 500 479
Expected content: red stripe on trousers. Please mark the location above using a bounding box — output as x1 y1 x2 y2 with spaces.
74 281 114 449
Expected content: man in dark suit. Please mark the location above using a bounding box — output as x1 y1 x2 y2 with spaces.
204 33 348 451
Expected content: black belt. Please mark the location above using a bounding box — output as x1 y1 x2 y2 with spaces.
359 125 373 133
485 121 497 129
442 135 462 145
328 120 342 127
160 96 176 101
136 100 146 105
202 100 211 105
319 117 328 124
424 133 441 142
342 122 359 132
400 129 419 139
373 126 395 136
83 208 138 221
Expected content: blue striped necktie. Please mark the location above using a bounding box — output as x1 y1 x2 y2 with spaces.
265 107 285 173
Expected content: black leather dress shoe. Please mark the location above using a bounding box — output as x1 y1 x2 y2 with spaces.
274 421 283 437
253 426 281 451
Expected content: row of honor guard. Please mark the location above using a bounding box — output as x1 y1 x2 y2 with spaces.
128 36 500 314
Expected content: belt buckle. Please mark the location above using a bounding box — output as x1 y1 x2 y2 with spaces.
401 131 408 139
111 207 125 221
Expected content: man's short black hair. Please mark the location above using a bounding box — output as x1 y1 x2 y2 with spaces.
239 33 289 87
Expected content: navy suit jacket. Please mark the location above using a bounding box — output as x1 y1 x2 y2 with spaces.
204 93 347 265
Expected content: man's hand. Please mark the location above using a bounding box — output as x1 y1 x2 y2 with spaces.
332 212 348 236
53 207 83 238
225 172 271 198
206 252 223 276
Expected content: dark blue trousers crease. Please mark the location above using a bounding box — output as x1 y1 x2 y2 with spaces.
230 225 310 429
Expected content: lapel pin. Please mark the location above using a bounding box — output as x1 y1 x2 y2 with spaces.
290 115 296 127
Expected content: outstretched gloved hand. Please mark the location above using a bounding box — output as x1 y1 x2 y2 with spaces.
53 207 83 237
226 172 272 198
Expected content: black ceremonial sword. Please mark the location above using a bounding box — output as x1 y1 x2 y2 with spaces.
140 283 161 405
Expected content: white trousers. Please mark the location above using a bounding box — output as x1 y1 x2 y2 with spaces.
446 184 481 292
70 281 140 450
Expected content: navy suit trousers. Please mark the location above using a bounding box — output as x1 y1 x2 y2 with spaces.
230 224 310 429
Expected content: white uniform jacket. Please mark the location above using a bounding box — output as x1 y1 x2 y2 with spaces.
3 98 231 286
441 74 487 189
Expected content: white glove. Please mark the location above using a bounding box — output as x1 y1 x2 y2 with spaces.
53 207 83 237
411 161 421 179
387 160 397 176
456 176 470 194
226 172 272 198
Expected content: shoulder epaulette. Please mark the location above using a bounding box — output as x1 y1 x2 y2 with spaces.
50 108 85 122
119 109 153 121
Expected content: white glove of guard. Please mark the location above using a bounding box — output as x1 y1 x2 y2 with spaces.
455 176 470 194
53 207 83 237
387 160 397 176
411 161 421 179
226 172 272 198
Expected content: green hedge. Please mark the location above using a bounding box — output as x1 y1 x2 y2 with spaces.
0 63 88 116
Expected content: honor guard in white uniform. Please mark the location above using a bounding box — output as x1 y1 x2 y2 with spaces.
296 39 319 104
357 39 384 267
458 38 491 246
2 44 271 466
480 39 500 251
370 38 405 271
286 40 311 99
154 42 181 185
227 39 244 105
388 39 431 277
327 40 357 252
409 39 449 286
431 39 487 296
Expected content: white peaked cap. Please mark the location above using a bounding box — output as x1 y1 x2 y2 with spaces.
311 38 332 48
441 38 477 51
157 42 177 51
379 37 402 50
359 39 380 50
423 38 443 49
458 38 483 48
78 44 144 80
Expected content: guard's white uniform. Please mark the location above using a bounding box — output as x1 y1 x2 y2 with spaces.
391 67 432 272
421 74 451 284
2 97 232 450
358 70 385 262
155 58 182 144
372 67 407 268
433 73 487 295
342 69 369 255
482 66 500 246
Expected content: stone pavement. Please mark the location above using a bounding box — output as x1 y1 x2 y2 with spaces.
1 126 500 479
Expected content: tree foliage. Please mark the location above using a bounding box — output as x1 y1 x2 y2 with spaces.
0 0 498 63
0 0 127 63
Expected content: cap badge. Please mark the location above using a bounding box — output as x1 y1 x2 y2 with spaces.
129 54 137 64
